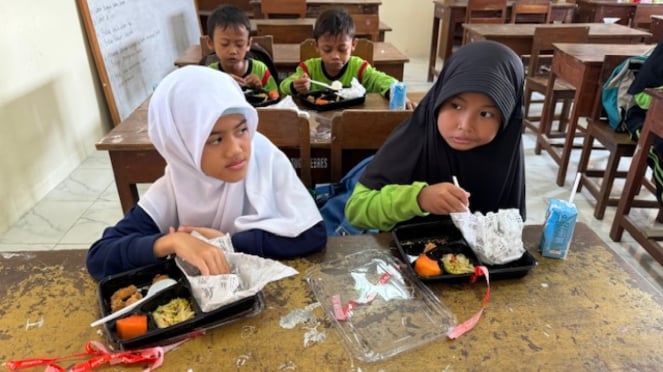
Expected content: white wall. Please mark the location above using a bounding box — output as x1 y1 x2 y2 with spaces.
380 0 435 58
0 1 428 233
0 1 112 233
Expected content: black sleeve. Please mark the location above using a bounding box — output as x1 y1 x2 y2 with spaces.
86 206 165 281
231 221 327 258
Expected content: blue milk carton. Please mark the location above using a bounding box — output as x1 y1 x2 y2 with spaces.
389 82 407 110
540 199 577 259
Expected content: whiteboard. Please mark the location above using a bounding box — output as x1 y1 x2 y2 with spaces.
78 0 201 125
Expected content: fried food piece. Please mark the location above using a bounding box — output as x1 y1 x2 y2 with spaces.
152 274 170 283
110 285 143 313
423 242 437 253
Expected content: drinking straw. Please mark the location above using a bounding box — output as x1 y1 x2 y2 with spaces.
568 172 581 204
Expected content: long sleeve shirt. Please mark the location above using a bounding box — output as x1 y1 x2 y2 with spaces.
345 182 429 232
86 205 326 280
279 56 398 96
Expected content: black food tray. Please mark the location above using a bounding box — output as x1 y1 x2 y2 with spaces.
392 220 537 282
297 89 365 111
244 88 280 107
97 258 263 350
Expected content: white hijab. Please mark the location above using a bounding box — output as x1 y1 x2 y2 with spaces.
139 65 322 237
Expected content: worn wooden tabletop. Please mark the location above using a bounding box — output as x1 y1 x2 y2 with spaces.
1 223 661 371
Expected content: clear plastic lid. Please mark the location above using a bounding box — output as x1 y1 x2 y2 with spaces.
305 249 456 363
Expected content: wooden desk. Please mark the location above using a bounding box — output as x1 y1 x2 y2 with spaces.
249 0 381 18
611 88 663 265
463 22 651 56
247 18 391 42
576 0 637 25
2 223 662 370
96 92 425 213
538 42 654 187
427 0 577 82
174 42 409 81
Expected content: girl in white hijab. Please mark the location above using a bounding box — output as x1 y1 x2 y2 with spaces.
87 66 326 281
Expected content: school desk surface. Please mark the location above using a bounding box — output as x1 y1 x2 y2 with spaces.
1 223 662 370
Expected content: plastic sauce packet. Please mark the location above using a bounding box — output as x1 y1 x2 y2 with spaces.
540 199 577 259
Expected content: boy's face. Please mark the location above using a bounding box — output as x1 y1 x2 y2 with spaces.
208 25 251 69
315 33 357 75
201 113 252 183
436 92 502 151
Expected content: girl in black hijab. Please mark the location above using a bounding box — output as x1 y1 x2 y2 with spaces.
345 41 526 232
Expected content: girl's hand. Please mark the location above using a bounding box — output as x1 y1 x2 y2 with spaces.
417 182 470 215
155 228 230 275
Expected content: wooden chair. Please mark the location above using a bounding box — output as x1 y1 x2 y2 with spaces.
510 0 551 24
260 0 306 19
330 110 412 181
256 108 312 188
651 15 663 43
463 0 507 44
256 23 313 44
197 0 251 12
631 4 661 43
610 88 663 265
523 26 589 151
577 55 660 220
300 38 374 64
352 14 380 42
197 0 253 28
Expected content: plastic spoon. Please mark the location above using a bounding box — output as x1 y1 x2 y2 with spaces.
309 79 343 91
90 278 177 327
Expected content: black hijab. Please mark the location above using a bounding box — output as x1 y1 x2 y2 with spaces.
359 40 526 220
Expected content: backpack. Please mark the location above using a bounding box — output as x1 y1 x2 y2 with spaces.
315 156 378 236
601 55 648 132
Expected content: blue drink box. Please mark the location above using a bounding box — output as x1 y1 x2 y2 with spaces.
540 198 577 259
389 82 407 110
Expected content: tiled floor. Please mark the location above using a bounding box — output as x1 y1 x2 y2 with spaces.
1 57 661 291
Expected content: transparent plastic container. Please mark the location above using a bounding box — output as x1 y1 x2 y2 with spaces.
305 249 456 362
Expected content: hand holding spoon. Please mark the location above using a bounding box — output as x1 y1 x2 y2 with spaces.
309 79 343 91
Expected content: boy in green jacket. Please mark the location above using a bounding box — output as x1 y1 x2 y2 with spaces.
206 5 279 93
279 8 415 109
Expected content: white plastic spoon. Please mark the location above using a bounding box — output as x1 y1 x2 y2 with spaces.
90 278 177 327
309 79 343 91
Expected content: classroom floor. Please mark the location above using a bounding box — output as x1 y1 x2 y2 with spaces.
0 56 661 291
